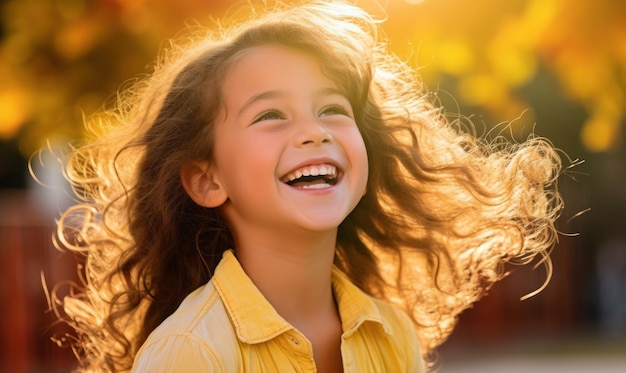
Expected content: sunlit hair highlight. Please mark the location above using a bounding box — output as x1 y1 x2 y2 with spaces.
51 1 564 371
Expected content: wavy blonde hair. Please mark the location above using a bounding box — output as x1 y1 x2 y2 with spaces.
53 1 564 371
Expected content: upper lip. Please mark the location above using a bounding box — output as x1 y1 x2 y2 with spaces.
280 157 343 183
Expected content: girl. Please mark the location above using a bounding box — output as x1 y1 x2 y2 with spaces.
54 1 564 372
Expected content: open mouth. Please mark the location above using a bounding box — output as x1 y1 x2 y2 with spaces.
281 164 339 189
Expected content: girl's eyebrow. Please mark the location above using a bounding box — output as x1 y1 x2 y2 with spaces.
238 87 347 116
316 87 347 100
238 90 284 116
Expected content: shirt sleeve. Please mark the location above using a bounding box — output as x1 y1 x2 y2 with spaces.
132 333 221 373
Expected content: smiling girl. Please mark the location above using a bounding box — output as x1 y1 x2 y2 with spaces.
54 1 564 372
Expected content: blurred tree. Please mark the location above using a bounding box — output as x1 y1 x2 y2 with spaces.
0 0 232 179
388 0 625 151
0 0 623 175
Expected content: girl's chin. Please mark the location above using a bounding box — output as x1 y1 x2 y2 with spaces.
292 215 349 233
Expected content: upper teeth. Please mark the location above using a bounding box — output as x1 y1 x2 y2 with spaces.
283 164 337 182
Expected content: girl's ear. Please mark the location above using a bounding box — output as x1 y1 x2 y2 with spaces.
180 161 228 208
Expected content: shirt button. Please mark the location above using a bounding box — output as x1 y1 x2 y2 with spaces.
289 336 300 345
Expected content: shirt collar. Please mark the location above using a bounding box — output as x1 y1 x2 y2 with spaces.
212 250 391 344
331 266 392 336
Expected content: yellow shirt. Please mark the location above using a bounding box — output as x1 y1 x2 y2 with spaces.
132 250 425 372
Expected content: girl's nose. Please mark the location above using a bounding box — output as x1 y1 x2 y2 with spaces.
293 116 333 147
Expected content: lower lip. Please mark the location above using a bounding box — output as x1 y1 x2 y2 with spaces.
285 183 337 194
283 175 342 194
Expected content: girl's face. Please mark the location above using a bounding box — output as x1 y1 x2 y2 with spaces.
211 44 368 236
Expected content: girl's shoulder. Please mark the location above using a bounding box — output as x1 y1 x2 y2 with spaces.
331 267 414 331
371 296 415 329
332 273 426 371
132 280 239 372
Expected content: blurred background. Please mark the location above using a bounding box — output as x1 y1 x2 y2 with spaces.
0 0 624 371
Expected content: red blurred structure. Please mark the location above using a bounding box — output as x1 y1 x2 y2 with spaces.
0 191 77 372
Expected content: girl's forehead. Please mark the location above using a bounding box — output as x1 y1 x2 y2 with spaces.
223 45 336 88
226 44 318 72
216 45 349 121
221 44 347 94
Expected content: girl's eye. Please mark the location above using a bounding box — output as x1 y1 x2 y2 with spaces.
252 110 284 124
319 104 352 118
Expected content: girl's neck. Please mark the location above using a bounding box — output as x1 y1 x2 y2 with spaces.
233 227 339 329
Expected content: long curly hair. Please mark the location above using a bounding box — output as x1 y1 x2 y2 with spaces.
52 1 564 371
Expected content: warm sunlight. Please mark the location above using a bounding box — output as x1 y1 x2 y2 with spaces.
1 0 624 154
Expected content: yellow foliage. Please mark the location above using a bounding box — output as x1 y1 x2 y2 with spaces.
458 74 507 108
54 19 103 60
0 87 31 139
581 112 622 153
0 0 624 155
436 39 474 75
